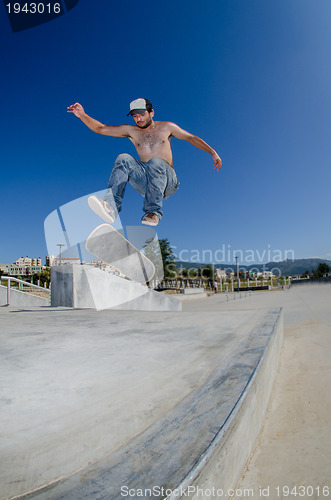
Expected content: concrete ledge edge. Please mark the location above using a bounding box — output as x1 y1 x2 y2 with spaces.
166 308 284 499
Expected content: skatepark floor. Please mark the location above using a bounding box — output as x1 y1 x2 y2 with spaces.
183 284 331 498
1 283 330 499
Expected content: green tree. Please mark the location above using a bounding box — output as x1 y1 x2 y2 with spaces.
143 237 163 282
32 268 51 287
181 267 188 278
144 237 178 280
159 238 178 279
40 268 51 287
188 267 198 279
200 264 214 279
312 263 330 278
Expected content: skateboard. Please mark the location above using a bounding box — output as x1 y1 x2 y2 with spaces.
85 224 155 283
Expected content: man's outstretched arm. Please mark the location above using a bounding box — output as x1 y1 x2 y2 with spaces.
67 102 130 137
169 122 222 171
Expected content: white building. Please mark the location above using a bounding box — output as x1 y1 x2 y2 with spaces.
47 256 83 267
0 256 46 277
46 256 121 277
216 268 227 280
250 271 274 279
15 257 42 267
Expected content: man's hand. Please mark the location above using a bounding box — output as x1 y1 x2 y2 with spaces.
212 152 222 171
168 123 222 171
67 102 85 118
67 102 131 137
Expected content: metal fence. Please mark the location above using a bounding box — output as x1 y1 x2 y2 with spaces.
1 276 50 306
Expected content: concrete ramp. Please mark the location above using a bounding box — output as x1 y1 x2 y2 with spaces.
0 285 50 307
0 306 282 499
51 264 181 311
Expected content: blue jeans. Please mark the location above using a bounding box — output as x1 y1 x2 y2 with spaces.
104 154 179 219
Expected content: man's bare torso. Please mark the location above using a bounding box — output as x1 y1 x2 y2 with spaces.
127 121 174 167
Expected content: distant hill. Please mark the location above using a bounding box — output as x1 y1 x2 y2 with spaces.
250 258 331 276
176 258 331 276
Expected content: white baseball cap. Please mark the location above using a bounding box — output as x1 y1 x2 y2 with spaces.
127 98 151 116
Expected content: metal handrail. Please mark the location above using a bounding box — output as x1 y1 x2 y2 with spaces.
1 276 50 306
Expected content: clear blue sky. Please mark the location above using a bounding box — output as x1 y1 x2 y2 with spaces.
1 0 331 265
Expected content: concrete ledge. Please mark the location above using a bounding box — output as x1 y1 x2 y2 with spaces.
0 285 50 307
179 287 205 295
175 291 208 301
234 286 270 292
291 278 331 286
178 309 283 499
51 265 181 312
22 309 282 499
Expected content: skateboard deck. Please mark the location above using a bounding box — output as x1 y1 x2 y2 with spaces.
85 224 155 283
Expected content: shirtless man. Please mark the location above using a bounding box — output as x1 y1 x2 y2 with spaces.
67 98 222 226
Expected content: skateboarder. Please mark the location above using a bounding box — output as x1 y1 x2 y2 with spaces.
67 98 222 226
